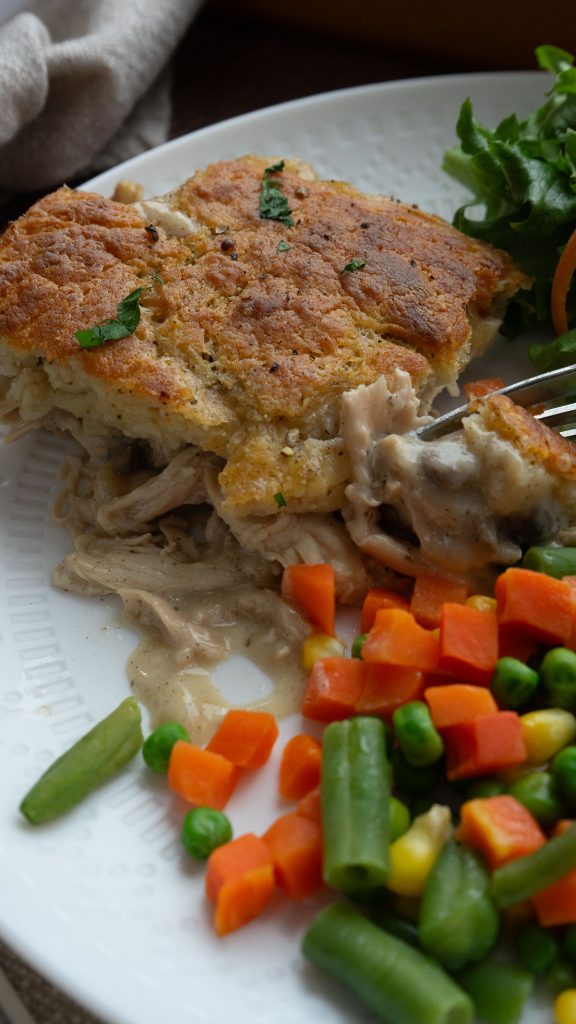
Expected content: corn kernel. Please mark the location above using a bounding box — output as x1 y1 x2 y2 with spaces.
386 804 452 897
521 709 576 764
554 989 576 1024
466 595 498 613
301 633 345 673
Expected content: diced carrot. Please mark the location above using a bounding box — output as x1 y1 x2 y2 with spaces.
262 812 324 899
437 602 499 685
282 563 336 636
410 575 471 629
424 684 498 729
457 795 546 870
443 711 527 781
355 663 425 719
168 741 239 809
206 709 279 768
361 588 410 634
533 821 576 926
297 784 322 823
302 657 367 721
279 733 322 801
362 608 439 672
464 377 505 402
214 867 275 936
495 568 574 646
551 223 576 336
205 833 275 935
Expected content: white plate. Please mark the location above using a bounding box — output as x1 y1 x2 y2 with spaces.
0 73 552 1024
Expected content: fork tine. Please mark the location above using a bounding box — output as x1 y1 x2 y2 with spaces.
416 363 576 441
537 400 576 430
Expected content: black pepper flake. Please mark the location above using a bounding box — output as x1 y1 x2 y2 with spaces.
230 253 238 261
144 224 159 242
220 238 235 252
410 258 417 267
269 362 280 373
360 222 370 229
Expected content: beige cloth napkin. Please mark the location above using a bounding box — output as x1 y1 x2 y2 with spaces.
0 0 203 194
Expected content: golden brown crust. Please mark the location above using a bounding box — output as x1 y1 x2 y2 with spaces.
475 392 576 480
0 158 528 514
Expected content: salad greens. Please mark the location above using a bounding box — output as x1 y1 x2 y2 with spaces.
443 44 576 346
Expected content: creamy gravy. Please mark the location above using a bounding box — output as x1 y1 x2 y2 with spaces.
128 615 306 743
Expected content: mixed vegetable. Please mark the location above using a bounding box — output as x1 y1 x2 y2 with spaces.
20 554 576 1024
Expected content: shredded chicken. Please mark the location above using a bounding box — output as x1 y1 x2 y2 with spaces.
206 471 370 604
97 448 217 534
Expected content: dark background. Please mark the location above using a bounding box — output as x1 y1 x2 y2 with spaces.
3 0 574 228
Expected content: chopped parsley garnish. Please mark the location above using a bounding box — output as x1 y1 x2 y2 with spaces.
75 288 143 350
342 258 366 272
274 491 287 508
259 161 294 226
277 240 291 252
151 272 164 287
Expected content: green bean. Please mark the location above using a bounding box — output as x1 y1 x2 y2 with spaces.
321 716 390 894
20 697 143 825
455 959 533 1024
514 924 559 974
393 701 444 767
302 902 473 1024
491 823 576 908
521 546 576 579
419 841 499 970
369 907 420 947
491 657 539 709
143 721 190 773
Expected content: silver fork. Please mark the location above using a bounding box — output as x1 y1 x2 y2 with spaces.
416 364 576 442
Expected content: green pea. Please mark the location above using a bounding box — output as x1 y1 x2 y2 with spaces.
389 796 411 841
181 807 233 859
541 648 576 709
552 746 576 807
509 771 565 828
491 657 539 709
514 924 560 974
392 701 444 767
351 634 367 659
143 721 190 774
